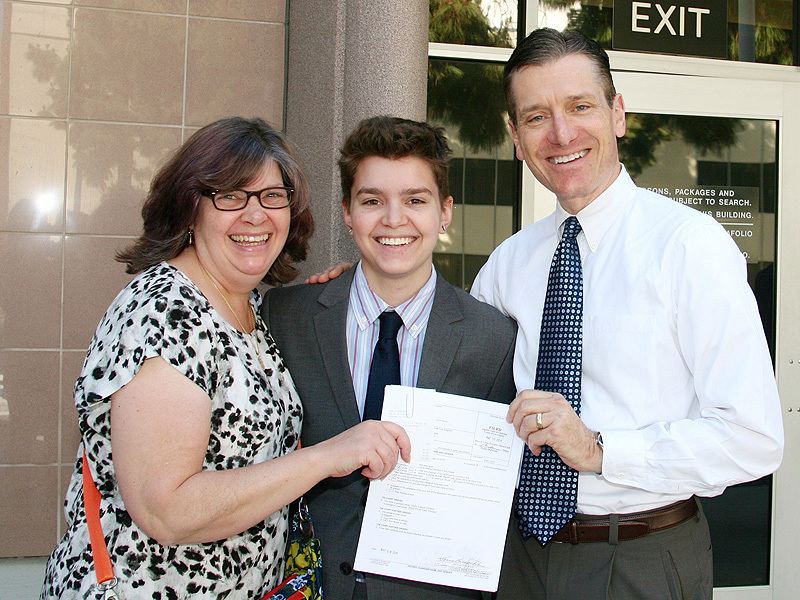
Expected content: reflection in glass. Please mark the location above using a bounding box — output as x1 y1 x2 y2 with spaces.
1 119 67 234
427 58 520 290
0 3 71 118
625 113 777 588
538 0 794 65
65 122 181 236
429 0 519 48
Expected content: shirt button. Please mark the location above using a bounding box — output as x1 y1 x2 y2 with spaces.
617 472 625 479
340 562 353 575
360 317 367 325
411 324 418 331
590 242 598 251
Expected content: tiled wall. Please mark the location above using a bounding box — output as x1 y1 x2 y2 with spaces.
0 0 286 557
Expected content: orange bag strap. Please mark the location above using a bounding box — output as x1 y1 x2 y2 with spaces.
82 451 116 586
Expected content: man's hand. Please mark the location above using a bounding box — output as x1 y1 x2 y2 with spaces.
507 389 602 474
304 262 353 284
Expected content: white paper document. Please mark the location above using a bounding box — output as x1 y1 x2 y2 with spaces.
353 385 524 592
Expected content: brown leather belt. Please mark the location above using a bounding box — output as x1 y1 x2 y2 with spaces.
550 497 698 544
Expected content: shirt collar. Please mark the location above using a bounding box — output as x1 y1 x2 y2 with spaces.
349 262 437 339
553 165 636 253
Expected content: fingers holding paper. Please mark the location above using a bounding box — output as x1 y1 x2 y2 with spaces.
507 389 602 474
319 420 412 481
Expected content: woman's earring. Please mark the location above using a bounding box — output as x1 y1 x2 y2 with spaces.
441 224 447 233
348 228 353 235
188 229 194 246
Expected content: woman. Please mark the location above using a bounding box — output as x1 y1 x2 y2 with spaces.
41 117 410 600
261 116 517 600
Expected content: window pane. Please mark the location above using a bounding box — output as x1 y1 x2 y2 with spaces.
427 58 521 290
429 0 520 48
538 0 794 65
624 112 777 587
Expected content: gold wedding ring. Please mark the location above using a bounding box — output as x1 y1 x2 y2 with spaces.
535 412 544 430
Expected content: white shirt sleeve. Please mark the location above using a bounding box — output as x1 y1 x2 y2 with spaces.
600 218 783 495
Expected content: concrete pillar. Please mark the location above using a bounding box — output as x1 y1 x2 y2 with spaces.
285 0 429 279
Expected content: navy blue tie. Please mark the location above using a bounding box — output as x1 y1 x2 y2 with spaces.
516 216 583 544
363 311 403 421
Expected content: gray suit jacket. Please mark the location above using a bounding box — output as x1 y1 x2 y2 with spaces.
261 268 517 600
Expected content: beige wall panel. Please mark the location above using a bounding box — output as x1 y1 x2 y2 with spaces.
62 235 133 351
189 0 286 22
70 9 185 123
0 350 60 464
66 122 182 235
0 117 67 233
75 0 185 12
0 465 59 557
11 0 70 4
0 2 71 118
60 350 86 465
185 18 285 128
0 233 62 348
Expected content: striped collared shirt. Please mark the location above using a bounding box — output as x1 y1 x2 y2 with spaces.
346 261 437 418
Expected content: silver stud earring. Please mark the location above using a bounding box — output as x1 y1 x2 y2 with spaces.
348 228 353 235
441 224 447 233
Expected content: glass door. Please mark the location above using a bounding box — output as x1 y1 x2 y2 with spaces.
522 66 800 598
626 111 776 590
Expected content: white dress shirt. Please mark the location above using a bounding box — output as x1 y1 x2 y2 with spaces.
346 262 437 417
471 166 784 515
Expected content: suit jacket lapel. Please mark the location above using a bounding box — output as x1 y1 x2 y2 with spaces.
417 275 464 390
314 270 362 428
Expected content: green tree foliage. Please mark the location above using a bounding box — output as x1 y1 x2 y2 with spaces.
429 0 513 47
728 23 793 65
427 59 509 152
428 0 514 151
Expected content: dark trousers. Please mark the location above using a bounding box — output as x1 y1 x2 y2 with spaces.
351 575 486 600
496 498 713 600
352 580 368 600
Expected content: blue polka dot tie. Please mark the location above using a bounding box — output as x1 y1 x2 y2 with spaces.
363 310 403 421
517 216 583 544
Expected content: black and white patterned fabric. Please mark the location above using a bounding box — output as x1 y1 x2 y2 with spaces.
517 216 583 544
41 262 302 599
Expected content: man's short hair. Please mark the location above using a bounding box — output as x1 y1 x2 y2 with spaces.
338 116 452 207
504 28 617 124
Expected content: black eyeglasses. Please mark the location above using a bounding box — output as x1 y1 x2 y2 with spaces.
206 187 294 211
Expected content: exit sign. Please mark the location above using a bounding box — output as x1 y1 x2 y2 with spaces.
613 0 728 59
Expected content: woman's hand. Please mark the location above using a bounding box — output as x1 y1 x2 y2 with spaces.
318 420 412 480
303 262 353 284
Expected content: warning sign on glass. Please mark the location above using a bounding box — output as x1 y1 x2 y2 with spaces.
646 185 762 262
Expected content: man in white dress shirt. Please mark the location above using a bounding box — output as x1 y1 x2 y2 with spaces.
470 28 784 599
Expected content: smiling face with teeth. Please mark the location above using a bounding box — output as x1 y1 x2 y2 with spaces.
191 160 291 295
343 155 453 305
508 53 626 214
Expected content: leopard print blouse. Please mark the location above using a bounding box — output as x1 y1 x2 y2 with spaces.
41 263 302 599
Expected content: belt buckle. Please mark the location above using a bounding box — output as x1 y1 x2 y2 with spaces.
567 520 580 544
550 520 582 544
